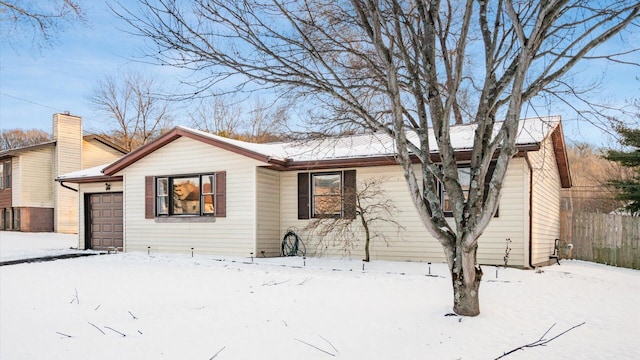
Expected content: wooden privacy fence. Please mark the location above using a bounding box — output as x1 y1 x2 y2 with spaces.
561 211 640 270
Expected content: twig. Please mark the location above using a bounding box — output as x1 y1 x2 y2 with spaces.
88 322 105 335
56 331 73 338
104 326 126 337
70 287 79 304
128 310 138 319
94 304 101 311
209 346 226 359
295 338 336 357
495 322 586 359
297 277 312 285
319 335 338 353
262 279 289 286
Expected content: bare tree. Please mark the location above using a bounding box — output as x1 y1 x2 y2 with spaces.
0 0 85 51
304 178 403 262
88 71 174 151
189 95 244 138
115 0 639 316
0 128 51 150
190 96 290 142
562 143 630 213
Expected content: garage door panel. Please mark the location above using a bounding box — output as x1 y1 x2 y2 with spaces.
88 193 123 251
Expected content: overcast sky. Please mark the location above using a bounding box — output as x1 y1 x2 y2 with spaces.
0 1 637 148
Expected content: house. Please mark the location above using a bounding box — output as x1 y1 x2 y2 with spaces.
0 113 127 233
57 116 571 267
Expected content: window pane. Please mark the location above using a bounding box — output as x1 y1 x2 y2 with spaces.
313 173 342 216
172 177 200 215
201 175 215 214
157 178 168 196
442 167 471 212
157 196 168 215
314 174 341 195
458 167 471 190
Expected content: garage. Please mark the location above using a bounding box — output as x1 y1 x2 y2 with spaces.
86 192 123 250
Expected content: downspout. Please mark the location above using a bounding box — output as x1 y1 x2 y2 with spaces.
524 153 534 269
59 181 79 193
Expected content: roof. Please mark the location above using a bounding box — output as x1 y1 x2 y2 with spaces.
0 141 56 158
59 116 571 187
56 163 123 183
82 134 128 154
0 134 127 159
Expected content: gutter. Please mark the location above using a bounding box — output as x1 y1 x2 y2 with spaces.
59 181 79 193
524 152 534 269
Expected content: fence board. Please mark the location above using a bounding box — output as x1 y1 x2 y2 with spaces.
561 211 640 269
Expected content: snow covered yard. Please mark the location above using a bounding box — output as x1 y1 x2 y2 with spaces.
0 231 85 262
0 232 639 359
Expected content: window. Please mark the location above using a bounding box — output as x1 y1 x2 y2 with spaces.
4 161 10 189
442 167 471 212
0 162 3 189
298 170 356 219
312 173 342 217
145 172 226 219
440 163 498 217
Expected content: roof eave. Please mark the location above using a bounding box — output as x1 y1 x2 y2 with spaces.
56 175 123 184
103 127 275 175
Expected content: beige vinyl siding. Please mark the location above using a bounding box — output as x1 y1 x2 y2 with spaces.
116 137 264 256
475 158 529 267
13 147 54 208
77 182 124 249
82 139 125 168
255 167 281 257
279 166 434 261
529 136 562 265
280 162 528 265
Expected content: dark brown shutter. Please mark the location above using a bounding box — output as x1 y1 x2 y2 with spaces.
343 170 357 219
297 172 310 219
145 176 154 219
215 171 226 217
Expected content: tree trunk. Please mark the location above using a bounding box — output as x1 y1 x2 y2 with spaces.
364 238 370 262
447 244 483 316
451 265 482 316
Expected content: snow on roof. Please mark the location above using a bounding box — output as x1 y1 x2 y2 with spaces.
181 116 560 162
58 116 560 181
56 163 113 180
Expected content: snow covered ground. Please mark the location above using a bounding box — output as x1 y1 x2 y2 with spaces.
0 231 638 359
0 231 85 262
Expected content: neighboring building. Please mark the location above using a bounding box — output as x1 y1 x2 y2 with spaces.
58 116 571 267
0 113 127 233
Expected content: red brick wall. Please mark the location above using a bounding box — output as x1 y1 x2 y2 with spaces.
19 207 54 232
0 188 11 208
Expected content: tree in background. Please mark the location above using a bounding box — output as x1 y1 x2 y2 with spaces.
605 121 640 215
88 71 174 151
115 0 639 316
563 143 630 214
0 129 51 150
190 96 290 143
0 0 85 51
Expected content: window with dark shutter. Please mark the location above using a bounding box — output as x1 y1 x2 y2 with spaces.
146 172 226 218
298 170 356 219
145 176 154 219
297 172 310 219
215 171 226 217
343 170 356 219
441 162 499 217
